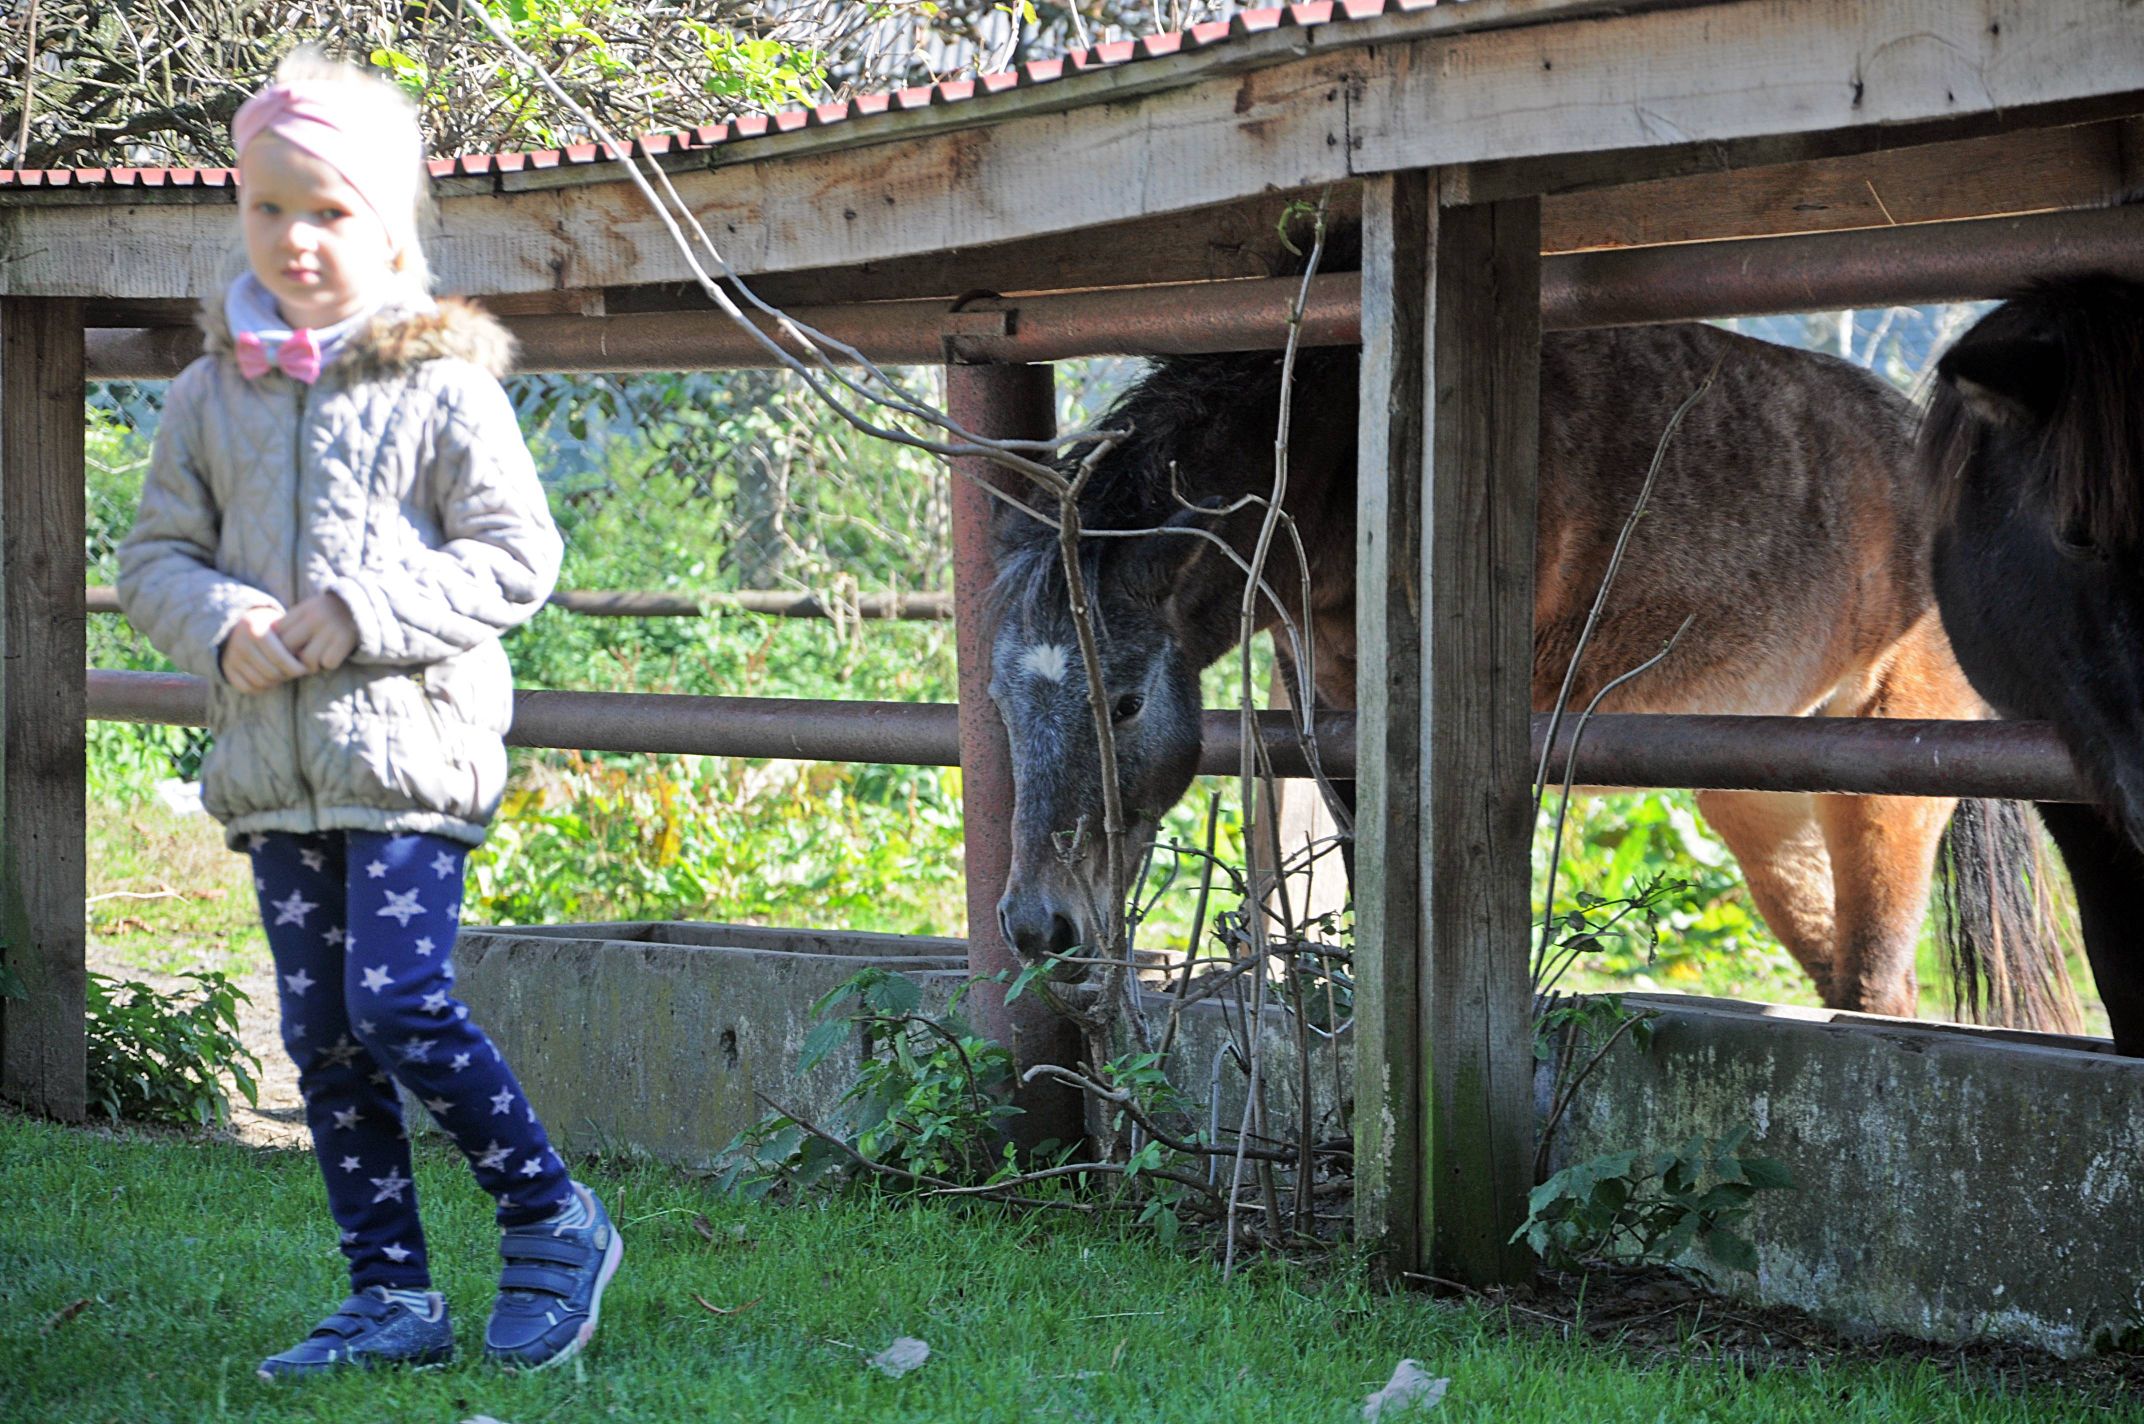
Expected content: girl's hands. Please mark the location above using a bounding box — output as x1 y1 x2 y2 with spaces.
219 594 360 692
220 606 307 693
276 593 361 673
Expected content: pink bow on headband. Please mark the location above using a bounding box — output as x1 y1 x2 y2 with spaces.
235 328 322 384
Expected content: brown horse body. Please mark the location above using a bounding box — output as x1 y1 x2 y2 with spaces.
990 322 2062 1026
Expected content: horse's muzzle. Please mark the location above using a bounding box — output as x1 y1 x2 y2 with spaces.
998 891 1081 964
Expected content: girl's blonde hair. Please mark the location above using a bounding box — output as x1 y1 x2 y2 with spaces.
245 47 437 293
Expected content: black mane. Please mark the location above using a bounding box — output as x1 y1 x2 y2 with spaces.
1925 274 2144 553
990 347 1348 627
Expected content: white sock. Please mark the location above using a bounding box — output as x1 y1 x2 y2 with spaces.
375 1286 440 1319
548 1183 592 1230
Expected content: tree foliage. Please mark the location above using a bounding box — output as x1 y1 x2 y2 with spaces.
4 0 1247 170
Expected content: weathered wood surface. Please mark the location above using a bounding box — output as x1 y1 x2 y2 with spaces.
1539 119 2138 252
0 299 87 1121
1417 189 1540 1284
1352 170 1431 1273
1352 173 1540 1285
9 0 2142 300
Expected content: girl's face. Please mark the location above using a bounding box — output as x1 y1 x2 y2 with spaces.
239 134 396 328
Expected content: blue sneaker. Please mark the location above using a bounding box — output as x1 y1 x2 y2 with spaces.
484 1182 623 1369
257 1287 453 1380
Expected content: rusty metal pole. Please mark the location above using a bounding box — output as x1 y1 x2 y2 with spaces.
944 358 1082 1148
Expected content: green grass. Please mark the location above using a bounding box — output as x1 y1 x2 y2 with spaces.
0 1111 2114 1423
88 798 267 980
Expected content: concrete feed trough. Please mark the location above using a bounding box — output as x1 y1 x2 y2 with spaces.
450 923 2144 1356
453 921 967 1165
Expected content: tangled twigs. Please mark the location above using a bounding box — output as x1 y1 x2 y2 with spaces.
1020 1063 1299 1164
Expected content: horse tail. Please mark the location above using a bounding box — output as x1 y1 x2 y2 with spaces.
1933 798 2082 1034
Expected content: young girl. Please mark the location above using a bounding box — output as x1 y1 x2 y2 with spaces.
117 52 622 1378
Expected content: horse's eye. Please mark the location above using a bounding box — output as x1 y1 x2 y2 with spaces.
2053 517 2106 563
1111 693 1145 725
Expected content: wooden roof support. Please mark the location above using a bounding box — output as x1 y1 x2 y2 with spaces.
7 0 2140 302
0 298 87 1122
1353 171 1540 1286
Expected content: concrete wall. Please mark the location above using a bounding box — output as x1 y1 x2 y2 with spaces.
451 922 966 1166
1554 995 2144 1357
448 923 2144 1356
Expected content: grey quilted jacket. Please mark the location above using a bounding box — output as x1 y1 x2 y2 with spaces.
117 297 560 849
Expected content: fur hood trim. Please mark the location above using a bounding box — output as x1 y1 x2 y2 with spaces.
197 294 516 379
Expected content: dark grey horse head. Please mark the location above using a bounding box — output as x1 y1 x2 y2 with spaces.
984 346 1357 964
983 353 1317 964
986 521 1230 964
1926 275 2144 848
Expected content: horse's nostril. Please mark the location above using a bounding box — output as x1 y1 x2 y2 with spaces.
999 894 1081 962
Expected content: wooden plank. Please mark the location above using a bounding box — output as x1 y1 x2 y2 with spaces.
1354 0 2144 187
605 188 1366 310
1418 185 1539 1285
9 0 2142 301
1538 120 2131 252
1352 170 1430 1273
1453 94 2144 209
0 298 87 1121
2120 116 2144 193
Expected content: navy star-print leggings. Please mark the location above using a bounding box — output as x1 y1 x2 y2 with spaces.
250 829 572 1292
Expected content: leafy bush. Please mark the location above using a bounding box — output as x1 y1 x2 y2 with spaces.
1514 1124 1795 1274
85 971 261 1128
468 752 968 932
715 968 1021 1199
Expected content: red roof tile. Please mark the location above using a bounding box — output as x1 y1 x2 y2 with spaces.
0 5 1436 193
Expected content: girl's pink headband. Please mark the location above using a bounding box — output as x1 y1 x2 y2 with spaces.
232 82 418 239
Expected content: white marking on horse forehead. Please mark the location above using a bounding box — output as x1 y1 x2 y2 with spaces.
1019 643 1071 683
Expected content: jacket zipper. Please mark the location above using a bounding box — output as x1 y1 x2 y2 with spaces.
289 378 320 822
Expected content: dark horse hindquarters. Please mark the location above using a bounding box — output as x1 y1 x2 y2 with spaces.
1926 275 2144 1055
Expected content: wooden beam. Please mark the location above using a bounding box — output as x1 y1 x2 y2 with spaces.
1354 0 2144 192
0 298 87 1121
1353 170 1431 1273
11 0 2143 301
1537 120 2134 252
1416 186 1540 1284
1355 173 1540 1284
604 188 1365 311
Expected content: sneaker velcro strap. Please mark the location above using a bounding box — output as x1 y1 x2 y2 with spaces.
499 1263 580 1298
315 1302 385 1338
500 1233 591 1267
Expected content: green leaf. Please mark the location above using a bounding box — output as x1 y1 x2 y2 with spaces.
1740 1156 1796 1191
1703 1226 1759 1273
799 1018 850 1072
863 972 922 1017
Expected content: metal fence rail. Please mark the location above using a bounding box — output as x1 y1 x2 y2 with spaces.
85 669 2090 802
82 206 2144 379
83 586 953 620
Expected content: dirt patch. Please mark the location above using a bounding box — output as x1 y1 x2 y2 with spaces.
1404 1265 2144 1403
84 935 307 1150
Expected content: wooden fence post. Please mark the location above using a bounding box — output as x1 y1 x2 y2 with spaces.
1353 170 1433 1271
0 298 89 1121
1354 174 1539 1284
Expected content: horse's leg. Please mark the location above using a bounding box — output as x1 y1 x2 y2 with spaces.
2037 802 2144 1055
1694 790 1840 1001
1816 610 1977 1018
1814 791 1954 1016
